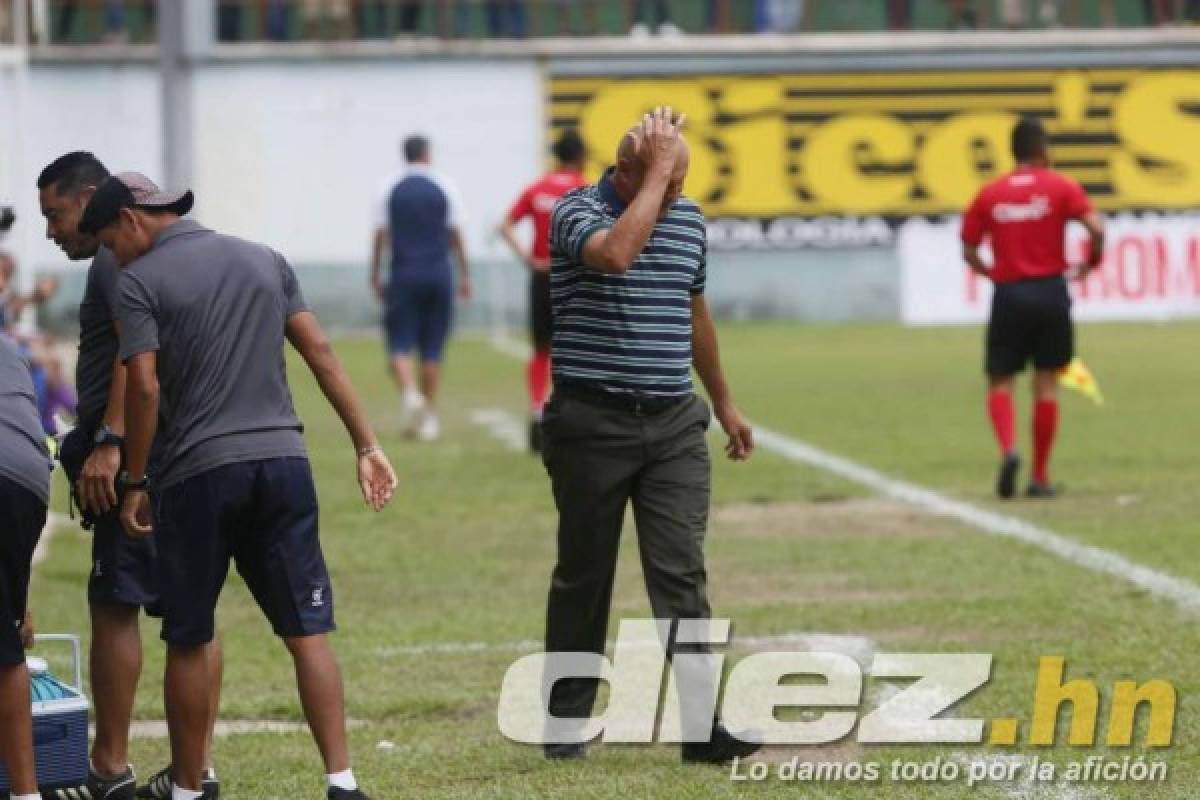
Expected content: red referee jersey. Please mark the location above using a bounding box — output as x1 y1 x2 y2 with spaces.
961 165 1093 284
506 168 588 262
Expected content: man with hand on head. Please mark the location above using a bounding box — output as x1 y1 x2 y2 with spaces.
79 172 398 800
0 337 53 800
37 152 222 800
540 107 759 763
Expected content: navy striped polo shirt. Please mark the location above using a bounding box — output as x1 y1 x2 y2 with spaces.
549 169 707 398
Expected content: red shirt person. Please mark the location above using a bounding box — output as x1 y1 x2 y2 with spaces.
498 129 587 452
961 117 1105 499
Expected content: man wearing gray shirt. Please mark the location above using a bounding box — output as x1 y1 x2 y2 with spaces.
80 172 396 800
0 337 53 800
37 151 221 800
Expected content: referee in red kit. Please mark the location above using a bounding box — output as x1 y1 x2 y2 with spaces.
961 117 1105 499
498 129 588 452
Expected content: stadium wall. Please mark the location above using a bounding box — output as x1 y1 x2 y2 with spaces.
6 32 1200 332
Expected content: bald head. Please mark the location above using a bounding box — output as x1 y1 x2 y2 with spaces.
612 124 690 219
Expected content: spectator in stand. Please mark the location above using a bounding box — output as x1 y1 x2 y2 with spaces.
398 0 423 35
756 0 804 32
887 0 912 29
629 0 682 36
489 1 527 37
217 0 243 41
57 0 153 43
550 0 597 35
1144 0 1173 24
945 0 978 29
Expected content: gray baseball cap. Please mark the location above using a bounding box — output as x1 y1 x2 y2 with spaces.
79 171 194 235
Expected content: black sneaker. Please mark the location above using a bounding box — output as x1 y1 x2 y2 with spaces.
136 766 218 799
202 768 219 799
53 765 136 800
681 723 762 764
327 788 372 800
995 452 1020 499
1026 481 1060 498
543 742 587 760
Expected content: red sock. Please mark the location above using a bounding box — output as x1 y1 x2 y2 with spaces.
1032 398 1059 484
987 389 1015 455
528 347 551 413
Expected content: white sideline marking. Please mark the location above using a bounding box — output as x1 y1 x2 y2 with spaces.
489 334 533 361
377 631 877 666
484 333 1200 613
32 512 67 566
469 408 526 452
753 425 1200 613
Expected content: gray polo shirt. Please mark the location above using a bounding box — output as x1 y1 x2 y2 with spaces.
75 247 120 430
0 337 53 504
117 220 309 490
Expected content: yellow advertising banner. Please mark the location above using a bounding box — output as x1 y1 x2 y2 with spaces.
549 69 1200 247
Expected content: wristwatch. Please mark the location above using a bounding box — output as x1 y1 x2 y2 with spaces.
119 472 149 492
93 425 125 449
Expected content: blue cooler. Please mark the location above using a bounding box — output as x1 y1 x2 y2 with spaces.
0 635 89 794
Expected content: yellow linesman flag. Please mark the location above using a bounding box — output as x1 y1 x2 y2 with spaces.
1058 357 1104 406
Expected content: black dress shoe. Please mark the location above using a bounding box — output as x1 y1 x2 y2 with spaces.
544 742 588 760
681 723 762 764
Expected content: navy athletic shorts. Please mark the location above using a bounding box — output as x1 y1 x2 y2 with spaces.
384 272 454 362
60 426 161 613
0 476 45 665
154 457 335 647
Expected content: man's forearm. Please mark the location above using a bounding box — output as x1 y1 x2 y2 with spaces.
692 303 732 407
101 356 127 435
124 377 158 481
963 245 990 278
310 341 377 450
589 171 670 272
370 229 387 283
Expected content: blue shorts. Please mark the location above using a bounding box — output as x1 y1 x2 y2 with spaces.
58 427 162 613
0 476 45 665
90 511 161 615
154 458 335 647
385 272 454 362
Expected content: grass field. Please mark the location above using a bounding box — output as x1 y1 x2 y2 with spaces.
26 320 1200 799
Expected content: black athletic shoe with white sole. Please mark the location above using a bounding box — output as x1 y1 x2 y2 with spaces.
995 452 1020 499
53 765 136 800
1025 481 1060 498
681 723 762 764
135 766 219 799
327 788 372 800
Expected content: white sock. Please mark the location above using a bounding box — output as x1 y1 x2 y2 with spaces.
327 768 358 791
13 793 43 800
171 787 203 800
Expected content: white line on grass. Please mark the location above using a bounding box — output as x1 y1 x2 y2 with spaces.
469 408 526 452
752 425 1200 613
484 334 1200 613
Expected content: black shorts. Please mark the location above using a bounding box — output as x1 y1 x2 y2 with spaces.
530 271 553 349
60 427 161 613
0 476 45 665
154 457 335 647
986 276 1074 377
